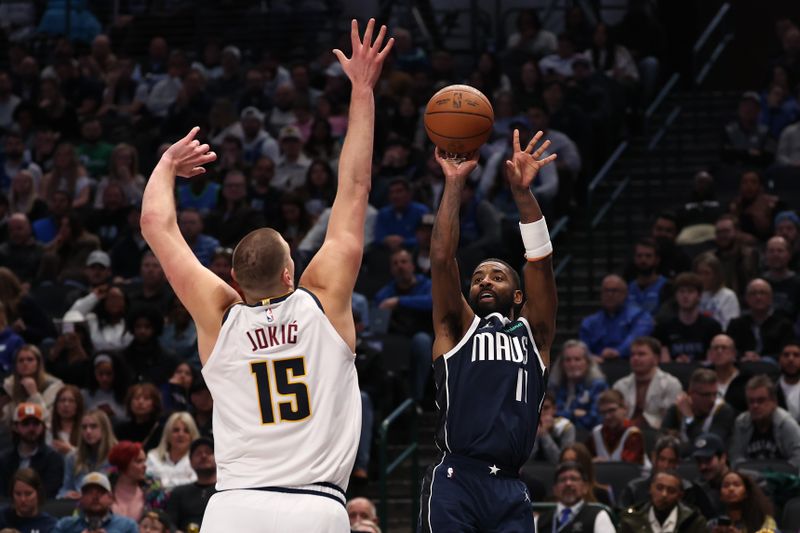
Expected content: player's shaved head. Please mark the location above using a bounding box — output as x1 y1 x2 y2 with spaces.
233 228 292 300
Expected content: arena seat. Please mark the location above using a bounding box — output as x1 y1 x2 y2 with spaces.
520 460 555 501
594 461 643 501
738 459 797 476
661 362 699 390
781 496 800 532
739 360 780 381
600 359 629 387
42 498 78 518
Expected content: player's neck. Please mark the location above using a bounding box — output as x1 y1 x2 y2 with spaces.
246 287 294 305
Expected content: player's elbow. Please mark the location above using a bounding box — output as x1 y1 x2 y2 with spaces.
140 211 172 241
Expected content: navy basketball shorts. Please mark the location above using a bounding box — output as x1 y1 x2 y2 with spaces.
418 454 533 533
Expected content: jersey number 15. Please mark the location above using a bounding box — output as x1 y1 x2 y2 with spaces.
250 357 311 424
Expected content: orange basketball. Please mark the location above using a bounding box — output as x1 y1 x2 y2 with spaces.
424 84 494 154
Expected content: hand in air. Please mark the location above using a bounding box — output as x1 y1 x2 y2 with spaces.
434 148 479 184
505 129 557 190
333 18 394 89
162 127 217 178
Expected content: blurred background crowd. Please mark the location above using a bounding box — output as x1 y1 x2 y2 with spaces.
0 1 799 532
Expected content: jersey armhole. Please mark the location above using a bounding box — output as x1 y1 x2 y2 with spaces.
297 287 324 313
221 302 241 326
517 316 547 376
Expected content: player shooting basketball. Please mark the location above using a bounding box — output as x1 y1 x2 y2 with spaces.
419 130 557 532
140 19 392 533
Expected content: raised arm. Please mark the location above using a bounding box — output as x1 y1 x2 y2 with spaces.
300 19 393 350
506 130 558 367
430 149 478 360
140 127 240 364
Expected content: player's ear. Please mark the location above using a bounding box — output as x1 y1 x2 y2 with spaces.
282 267 293 287
513 289 523 305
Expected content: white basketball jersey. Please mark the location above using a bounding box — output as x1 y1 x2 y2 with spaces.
201 288 361 492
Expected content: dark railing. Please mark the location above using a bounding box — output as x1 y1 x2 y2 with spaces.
378 398 419 532
586 176 632 298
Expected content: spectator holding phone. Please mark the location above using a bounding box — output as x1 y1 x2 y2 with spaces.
706 470 777 533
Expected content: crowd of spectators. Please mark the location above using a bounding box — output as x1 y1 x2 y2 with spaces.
524 15 800 532
0 1 798 532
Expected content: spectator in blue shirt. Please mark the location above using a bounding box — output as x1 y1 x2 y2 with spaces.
627 238 670 315
374 178 430 252
375 248 433 401
549 339 608 431
0 301 25 374
580 274 654 359
0 468 57 533
53 471 137 533
177 209 220 267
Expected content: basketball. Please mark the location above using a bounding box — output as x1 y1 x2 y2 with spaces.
424 84 494 155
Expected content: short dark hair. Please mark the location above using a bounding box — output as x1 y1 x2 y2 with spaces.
781 339 800 353
674 272 703 293
653 435 681 459
597 389 625 408
388 177 411 191
632 336 661 356
635 237 659 255
652 469 683 488
689 368 718 387
554 461 587 482
745 374 777 400
232 228 289 297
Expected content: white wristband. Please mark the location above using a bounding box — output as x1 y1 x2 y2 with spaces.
520 218 553 261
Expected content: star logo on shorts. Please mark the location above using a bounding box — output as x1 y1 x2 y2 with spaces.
489 464 500 475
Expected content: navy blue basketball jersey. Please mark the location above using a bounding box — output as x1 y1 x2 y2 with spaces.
432 312 547 472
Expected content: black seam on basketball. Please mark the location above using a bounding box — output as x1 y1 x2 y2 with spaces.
425 111 494 118
424 124 493 140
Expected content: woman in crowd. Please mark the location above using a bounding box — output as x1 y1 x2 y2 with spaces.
39 141 91 208
68 284 133 353
529 392 576 463
1 344 63 425
559 443 614 506
695 253 741 329
0 468 57 532
108 440 167 522
46 312 94 388
161 361 194 415
42 211 102 282
59 409 117 499
82 352 130 422
146 411 200 490
708 470 777 532
585 22 640 86
549 339 608 432
298 160 336 220
160 300 198 368
114 382 164 451
730 169 782 242
304 117 342 162
50 384 84 455
8 169 48 221
122 305 178 386
93 143 145 208
0 301 24 375
277 193 312 253
139 510 174 533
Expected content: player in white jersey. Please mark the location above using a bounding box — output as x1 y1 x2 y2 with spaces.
140 19 393 533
